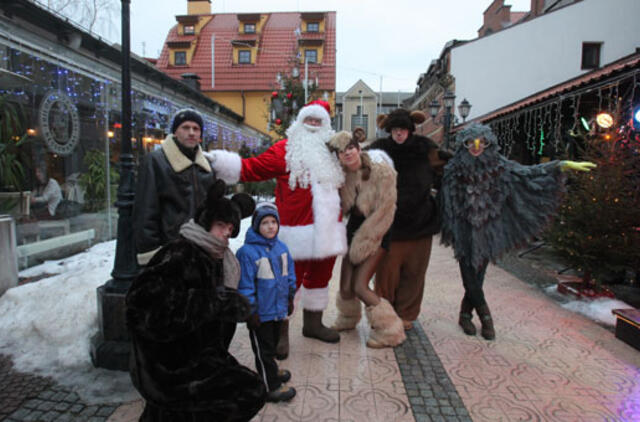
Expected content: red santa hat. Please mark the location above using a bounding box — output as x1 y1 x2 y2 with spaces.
295 99 332 128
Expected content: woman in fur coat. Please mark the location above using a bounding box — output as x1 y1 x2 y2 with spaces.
327 131 406 348
126 181 266 421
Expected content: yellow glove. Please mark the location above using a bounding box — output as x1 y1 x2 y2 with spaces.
560 161 597 172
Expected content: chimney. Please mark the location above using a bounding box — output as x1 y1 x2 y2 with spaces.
530 0 544 17
181 73 201 91
187 0 211 15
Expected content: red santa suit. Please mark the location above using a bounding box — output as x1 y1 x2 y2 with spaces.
206 103 346 311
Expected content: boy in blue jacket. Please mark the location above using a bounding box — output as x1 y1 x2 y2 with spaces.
237 202 297 402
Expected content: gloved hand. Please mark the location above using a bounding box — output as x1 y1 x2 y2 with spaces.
560 161 597 172
247 313 261 331
288 296 294 316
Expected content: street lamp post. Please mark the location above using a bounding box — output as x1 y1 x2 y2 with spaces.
90 0 137 371
429 92 472 150
358 89 363 129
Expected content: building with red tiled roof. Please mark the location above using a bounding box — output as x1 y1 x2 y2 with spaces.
155 0 336 141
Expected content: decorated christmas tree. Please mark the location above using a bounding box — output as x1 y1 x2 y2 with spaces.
267 60 319 140
546 117 640 286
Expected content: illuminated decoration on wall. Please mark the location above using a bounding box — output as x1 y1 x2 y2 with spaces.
633 106 640 130
486 72 639 160
596 112 614 128
0 46 264 154
38 90 81 156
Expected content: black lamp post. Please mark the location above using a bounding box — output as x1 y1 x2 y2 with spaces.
458 98 471 123
429 92 471 150
90 0 137 371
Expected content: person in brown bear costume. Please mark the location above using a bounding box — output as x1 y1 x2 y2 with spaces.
328 131 406 348
367 109 451 330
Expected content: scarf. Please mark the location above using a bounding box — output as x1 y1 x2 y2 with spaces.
179 219 241 289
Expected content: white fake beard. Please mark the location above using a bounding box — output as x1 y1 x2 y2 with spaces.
285 122 343 190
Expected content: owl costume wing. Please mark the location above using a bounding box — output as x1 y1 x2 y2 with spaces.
440 123 566 271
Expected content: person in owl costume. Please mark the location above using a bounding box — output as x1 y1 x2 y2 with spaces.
439 123 595 340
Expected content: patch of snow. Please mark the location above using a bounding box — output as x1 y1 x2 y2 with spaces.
0 219 255 404
544 285 631 326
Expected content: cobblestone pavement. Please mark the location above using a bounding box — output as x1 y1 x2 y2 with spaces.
0 355 117 422
395 324 472 422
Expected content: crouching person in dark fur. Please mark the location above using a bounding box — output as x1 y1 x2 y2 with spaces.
126 180 266 421
328 131 406 348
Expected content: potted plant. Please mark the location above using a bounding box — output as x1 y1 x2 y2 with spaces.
0 95 31 215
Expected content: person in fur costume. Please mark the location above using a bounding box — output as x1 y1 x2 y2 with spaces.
328 131 406 348
204 100 346 354
439 123 595 340
367 109 451 330
126 180 266 421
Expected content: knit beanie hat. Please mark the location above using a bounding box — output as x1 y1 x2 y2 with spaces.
195 180 255 238
251 202 280 233
171 108 204 135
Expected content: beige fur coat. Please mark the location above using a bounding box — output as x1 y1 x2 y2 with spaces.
340 152 397 265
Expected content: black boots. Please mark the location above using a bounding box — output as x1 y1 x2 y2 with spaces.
458 298 476 336
302 310 340 343
276 320 289 360
476 304 495 340
266 385 296 402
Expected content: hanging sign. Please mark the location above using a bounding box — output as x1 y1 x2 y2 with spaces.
38 91 80 156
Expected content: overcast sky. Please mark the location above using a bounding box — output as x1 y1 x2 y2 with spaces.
115 0 533 93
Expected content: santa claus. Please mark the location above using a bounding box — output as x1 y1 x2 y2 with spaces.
205 100 346 355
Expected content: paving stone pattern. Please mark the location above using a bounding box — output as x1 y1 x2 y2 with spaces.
394 324 472 422
0 355 116 422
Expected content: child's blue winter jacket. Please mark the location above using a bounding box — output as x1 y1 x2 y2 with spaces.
236 227 296 322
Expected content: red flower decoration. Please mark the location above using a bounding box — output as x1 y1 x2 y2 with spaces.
286 93 293 99
275 118 282 125
272 91 279 97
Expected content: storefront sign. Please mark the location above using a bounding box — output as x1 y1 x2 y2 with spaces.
38 91 80 156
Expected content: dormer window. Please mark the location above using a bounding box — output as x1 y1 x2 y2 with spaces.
304 49 317 64
307 22 319 32
174 51 187 66
238 50 251 64
184 25 195 35
244 23 256 34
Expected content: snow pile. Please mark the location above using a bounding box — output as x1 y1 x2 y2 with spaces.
0 219 254 404
543 285 631 327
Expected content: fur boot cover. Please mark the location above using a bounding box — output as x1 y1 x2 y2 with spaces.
365 298 406 348
332 295 362 331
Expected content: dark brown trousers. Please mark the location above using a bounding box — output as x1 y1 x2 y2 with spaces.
374 237 433 322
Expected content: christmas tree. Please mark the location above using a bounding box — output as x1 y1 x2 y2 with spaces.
267 62 318 140
545 118 640 286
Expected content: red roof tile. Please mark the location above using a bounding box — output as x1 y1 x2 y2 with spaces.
157 12 336 92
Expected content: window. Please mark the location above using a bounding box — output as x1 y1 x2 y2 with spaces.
306 22 319 32
304 49 317 64
244 23 256 34
582 42 602 70
184 25 195 35
238 50 251 64
174 51 186 66
351 114 368 136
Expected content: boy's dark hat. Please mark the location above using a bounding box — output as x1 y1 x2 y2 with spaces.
251 202 280 233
